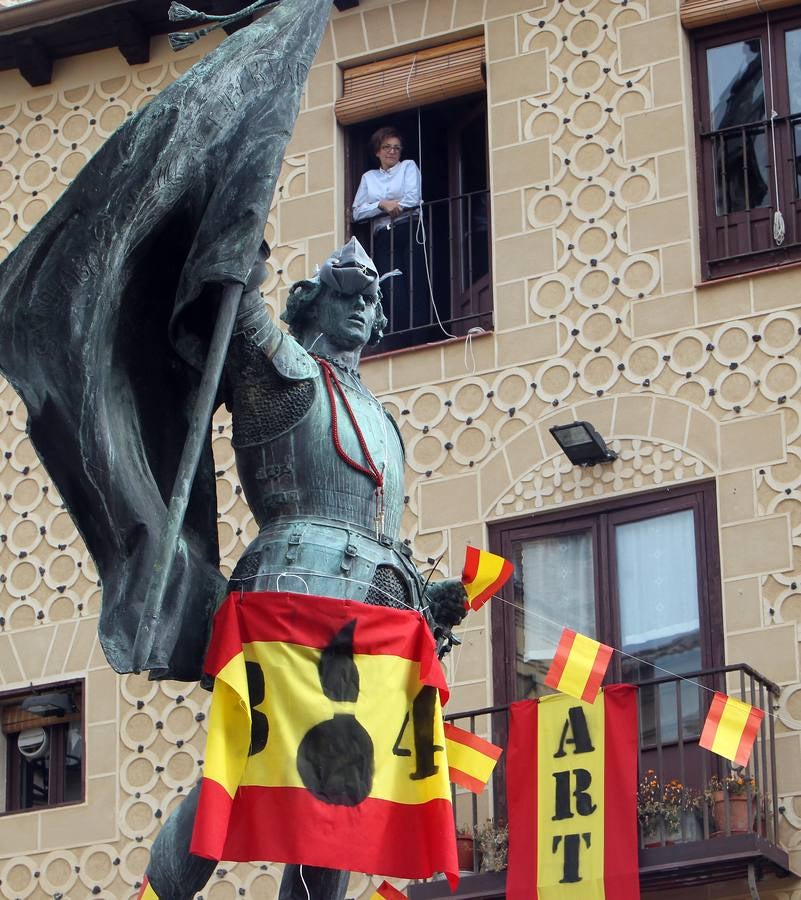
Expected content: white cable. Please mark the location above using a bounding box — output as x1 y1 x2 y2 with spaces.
299 864 311 900
765 10 786 245
234 569 421 613
275 572 310 594
415 105 456 341
463 326 486 375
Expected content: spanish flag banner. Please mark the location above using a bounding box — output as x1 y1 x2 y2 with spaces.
190 591 458 889
136 876 159 900
544 628 613 703
506 686 639 900
699 692 764 767
444 722 502 794
461 546 514 611
371 881 408 899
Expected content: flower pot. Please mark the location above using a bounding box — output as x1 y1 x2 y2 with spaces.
456 834 476 871
678 809 703 843
711 790 755 834
642 821 676 847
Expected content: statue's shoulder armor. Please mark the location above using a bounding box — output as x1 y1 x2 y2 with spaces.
272 332 318 381
383 406 405 459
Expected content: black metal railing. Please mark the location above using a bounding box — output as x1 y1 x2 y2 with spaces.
352 189 493 354
409 664 792 899
700 113 801 268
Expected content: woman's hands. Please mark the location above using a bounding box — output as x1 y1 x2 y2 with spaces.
378 199 404 219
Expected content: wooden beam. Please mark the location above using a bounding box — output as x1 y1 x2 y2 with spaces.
16 37 52 86
115 9 150 66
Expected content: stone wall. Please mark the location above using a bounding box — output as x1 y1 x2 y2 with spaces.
1 0 800 896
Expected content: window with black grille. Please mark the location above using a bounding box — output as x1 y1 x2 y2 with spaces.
692 9 801 278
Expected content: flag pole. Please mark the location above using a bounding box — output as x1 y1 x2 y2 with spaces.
131 282 244 673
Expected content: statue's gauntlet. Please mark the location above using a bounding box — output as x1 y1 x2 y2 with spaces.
425 578 468 630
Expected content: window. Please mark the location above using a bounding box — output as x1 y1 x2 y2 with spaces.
490 482 722 741
1 681 84 814
693 9 801 278
339 39 492 353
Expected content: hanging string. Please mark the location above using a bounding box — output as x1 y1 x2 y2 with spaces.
232 569 422 614
762 6 786 244
299 864 311 900
479 587 780 723
463 326 485 375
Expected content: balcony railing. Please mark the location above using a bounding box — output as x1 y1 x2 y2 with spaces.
352 189 493 354
409 664 794 899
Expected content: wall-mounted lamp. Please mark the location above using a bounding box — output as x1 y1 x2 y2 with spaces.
549 420 617 467
21 692 75 718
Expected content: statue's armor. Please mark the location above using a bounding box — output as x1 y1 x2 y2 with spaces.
225 323 422 612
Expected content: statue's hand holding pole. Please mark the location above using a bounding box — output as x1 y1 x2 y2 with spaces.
131 275 251 673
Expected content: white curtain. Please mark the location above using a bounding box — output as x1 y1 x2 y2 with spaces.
521 532 595 661
615 509 700 649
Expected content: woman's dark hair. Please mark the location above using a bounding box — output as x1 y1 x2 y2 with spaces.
281 279 388 347
370 125 403 157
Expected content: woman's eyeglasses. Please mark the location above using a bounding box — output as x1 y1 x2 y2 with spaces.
381 144 402 152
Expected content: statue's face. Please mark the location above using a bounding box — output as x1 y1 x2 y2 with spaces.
313 289 378 351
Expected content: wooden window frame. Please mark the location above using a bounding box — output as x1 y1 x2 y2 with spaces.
489 481 723 707
692 8 801 279
1 679 84 815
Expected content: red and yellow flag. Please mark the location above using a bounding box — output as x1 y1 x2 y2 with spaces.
444 723 502 794
506 686 640 900
190 591 458 889
699 692 764 766
371 881 408 900
461 546 513 611
544 628 613 703
136 876 159 900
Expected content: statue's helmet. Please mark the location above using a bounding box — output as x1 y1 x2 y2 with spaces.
318 237 379 299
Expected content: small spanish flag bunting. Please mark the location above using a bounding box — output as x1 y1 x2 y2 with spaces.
544 627 613 703
136 876 159 900
461 546 514 611
444 722 503 794
699 692 764 766
371 881 408 900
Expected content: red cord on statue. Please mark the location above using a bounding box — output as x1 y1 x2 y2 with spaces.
313 356 385 492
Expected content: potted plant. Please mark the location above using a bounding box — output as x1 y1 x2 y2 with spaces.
475 819 508 872
637 770 681 845
664 779 704 842
705 772 757 834
456 825 477 871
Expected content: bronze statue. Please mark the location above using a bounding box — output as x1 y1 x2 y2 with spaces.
0 2 466 897
144 237 467 899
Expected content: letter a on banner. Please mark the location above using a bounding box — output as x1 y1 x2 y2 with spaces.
506 685 640 900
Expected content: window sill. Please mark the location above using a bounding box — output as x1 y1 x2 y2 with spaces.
362 324 493 363
697 254 801 290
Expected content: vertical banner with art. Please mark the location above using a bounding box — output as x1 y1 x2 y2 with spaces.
506 685 640 900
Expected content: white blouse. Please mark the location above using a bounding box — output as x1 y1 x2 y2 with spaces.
352 159 423 231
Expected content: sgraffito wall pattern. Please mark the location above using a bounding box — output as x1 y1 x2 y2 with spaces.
1 0 801 896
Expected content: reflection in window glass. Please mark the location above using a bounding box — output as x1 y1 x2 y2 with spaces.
708 40 765 128
616 510 702 743
514 531 595 699
708 40 769 214
786 28 801 114
785 29 801 197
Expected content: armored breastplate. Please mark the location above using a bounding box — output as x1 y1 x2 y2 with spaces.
232 368 404 537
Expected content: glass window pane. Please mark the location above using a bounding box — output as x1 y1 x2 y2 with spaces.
513 531 595 699
616 509 702 742
707 39 765 129
786 28 801 114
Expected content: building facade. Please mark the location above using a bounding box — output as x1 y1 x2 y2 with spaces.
0 0 800 896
